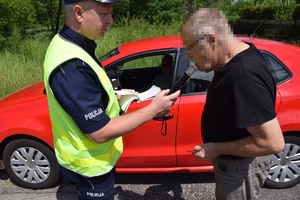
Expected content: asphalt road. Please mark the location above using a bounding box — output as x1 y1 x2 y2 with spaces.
0 170 299 200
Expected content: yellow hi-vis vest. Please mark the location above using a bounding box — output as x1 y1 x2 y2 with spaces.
43 34 123 177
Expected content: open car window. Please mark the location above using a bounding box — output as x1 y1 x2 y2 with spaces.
105 52 176 92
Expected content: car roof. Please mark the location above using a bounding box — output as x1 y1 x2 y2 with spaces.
101 35 184 66
102 34 300 72
243 37 300 69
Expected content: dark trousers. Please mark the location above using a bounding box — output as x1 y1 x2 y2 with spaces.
60 166 115 200
211 155 272 200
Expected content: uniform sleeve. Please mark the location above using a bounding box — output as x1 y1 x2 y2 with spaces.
50 59 110 134
229 75 276 129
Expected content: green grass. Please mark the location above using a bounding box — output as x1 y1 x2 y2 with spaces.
0 34 50 98
97 18 181 57
0 19 180 99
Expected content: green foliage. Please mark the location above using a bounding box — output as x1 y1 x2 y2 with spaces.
6 27 22 53
240 6 276 19
31 0 52 28
113 0 186 26
97 17 180 58
220 0 253 20
0 1 9 34
273 5 294 20
293 5 300 20
240 5 298 20
143 0 186 25
2 0 300 37
0 0 36 34
0 0 63 37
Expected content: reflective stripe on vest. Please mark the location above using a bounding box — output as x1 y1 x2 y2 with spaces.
44 34 122 177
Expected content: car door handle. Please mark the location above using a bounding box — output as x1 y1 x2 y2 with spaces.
153 114 174 121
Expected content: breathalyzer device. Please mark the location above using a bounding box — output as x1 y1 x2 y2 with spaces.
168 62 197 95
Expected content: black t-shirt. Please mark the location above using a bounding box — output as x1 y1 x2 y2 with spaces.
201 44 276 143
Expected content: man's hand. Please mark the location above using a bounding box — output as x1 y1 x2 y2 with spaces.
192 143 220 161
150 89 180 118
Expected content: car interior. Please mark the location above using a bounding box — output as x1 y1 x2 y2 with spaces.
106 53 176 93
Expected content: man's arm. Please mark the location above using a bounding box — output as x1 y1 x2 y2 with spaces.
192 117 285 160
88 89 180 143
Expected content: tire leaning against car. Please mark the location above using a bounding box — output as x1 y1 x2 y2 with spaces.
264 134 300 189
3 138 60 189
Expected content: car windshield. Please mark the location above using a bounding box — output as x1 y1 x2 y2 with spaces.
99 48 120 62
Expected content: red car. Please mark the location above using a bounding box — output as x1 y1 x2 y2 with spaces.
1 35 300 189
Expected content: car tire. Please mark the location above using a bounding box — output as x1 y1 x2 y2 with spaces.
264 135 300 189
3 138 60 189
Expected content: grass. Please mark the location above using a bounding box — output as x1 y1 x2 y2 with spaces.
0 33 51 98
0 19 181 99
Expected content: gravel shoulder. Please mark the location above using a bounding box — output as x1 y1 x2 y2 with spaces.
0 170 299 200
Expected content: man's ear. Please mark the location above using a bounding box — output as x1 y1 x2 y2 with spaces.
74 5 84 22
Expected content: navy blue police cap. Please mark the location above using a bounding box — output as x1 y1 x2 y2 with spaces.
65 0 121 4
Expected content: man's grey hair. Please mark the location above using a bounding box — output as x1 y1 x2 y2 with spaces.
65 1 93 18
65 4 74 17
187 8 234 44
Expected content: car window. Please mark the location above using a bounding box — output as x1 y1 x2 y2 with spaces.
120 55 163 70
178 48 214 95
99 48 120 62
261 51 292 85
189 70 214 93
106 52 176 92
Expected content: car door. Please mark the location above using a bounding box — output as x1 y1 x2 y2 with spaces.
174 48 213 169
105 50 180 169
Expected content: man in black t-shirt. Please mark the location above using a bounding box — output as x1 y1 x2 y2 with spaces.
181 8 285 200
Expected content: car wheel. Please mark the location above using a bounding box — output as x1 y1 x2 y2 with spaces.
264 135 300 189
3 138 60 189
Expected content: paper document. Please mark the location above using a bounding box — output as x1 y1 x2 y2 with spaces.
115 85 161 113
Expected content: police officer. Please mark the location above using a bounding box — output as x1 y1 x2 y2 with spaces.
43 0 180 199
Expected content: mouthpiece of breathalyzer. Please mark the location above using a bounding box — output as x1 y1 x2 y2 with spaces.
168 62 197 95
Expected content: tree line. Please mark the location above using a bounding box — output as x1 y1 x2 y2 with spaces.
0 0 299 38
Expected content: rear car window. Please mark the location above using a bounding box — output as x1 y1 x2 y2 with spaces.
261 51 292 85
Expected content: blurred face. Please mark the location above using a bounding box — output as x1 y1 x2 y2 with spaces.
78 2 113 40
181 23 219 72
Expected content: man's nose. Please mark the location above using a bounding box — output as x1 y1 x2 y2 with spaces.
107 14 114 25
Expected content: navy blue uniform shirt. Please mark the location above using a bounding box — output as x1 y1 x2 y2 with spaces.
50 24 110 134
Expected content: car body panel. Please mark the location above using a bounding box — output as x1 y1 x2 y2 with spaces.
1 35 300 187
0 83 53 149
116 99 179 169
175 94 212 168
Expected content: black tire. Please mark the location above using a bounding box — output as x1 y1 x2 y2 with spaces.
264 135 300 189
3 139 60 189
